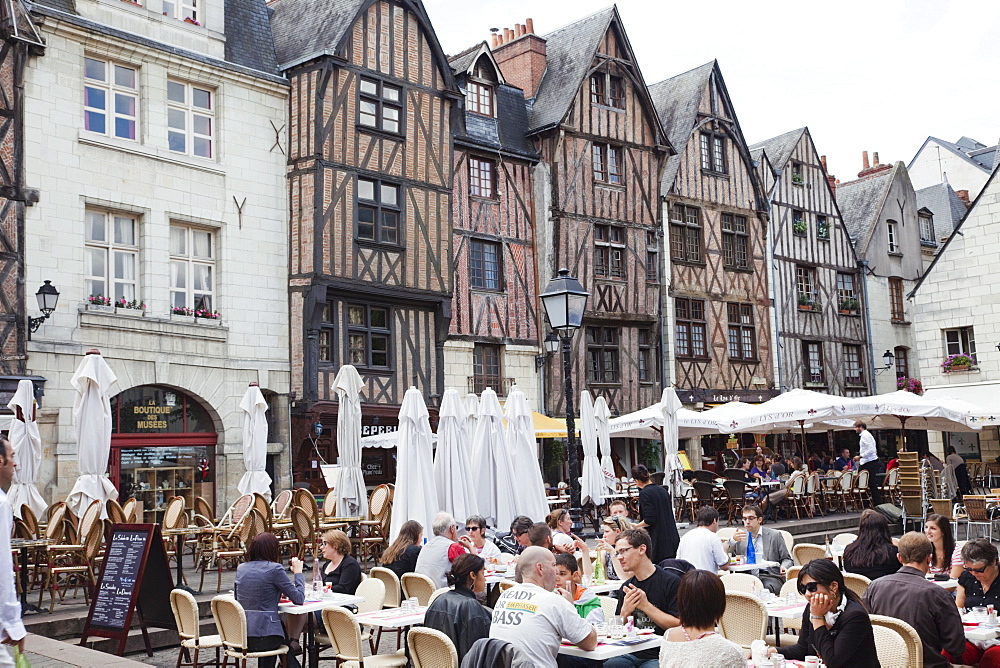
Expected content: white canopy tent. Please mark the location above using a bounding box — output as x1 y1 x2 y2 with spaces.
505 386 549 521
433 388 478 523
237 384 271 500
578 390 604 506
471 388 518 529
609 404 727 439
594 396 617 494
66 350 118 519
333 365 368 518
390 387 439 540
7 379 45 519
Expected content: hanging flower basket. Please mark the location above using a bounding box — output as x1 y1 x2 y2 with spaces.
896 377 923 394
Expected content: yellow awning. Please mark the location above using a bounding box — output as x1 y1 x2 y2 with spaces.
533 411 579 438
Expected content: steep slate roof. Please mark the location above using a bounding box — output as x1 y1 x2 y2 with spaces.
448 43 481 77
224 0 279 75
915 181 967 243
527 6 614 132
835 168 894 246
647 61 714 190
28 0 75 14
908 135 998 175
269 0 365 68
749 127 805 170
453 84 537 159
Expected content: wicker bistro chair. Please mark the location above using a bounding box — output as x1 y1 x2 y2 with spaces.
359 484 393 564
195 496 217 525
882 468 901 505
408 627 458 668
19 505 38 539
692 470 717 483
718 591 768 649
820 473 841 513
764 579 803 645
293 489 319 529
400 572 435 606
792 543 828 567
252 493 273 531
930 499 965 537
721 480 753 525
369 567 404 650
842 572 871 599
964 497 994 541
720 572 763 596
804 473 824 517
869 614 922 667
853 468 873 509
120 497 138 523
871 620 910 668
105 498 128 525
832 533 857 547
785 565 801 583
784 474 809 519
836 471 856 513
40 521 102 612
271 490 293 522
291 506 321 562
170 588 223 668
321 606 407 668
212 595 288 668
691 481 720 513
202 508 265 593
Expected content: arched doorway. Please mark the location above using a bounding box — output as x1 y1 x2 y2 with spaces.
108 385 219 523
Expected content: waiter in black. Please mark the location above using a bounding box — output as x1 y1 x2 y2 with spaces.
631 464 679 562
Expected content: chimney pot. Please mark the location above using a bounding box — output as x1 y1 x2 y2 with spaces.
873 152 880 166
491 33 498 47
504 28 512 41
515 24 523 37
526 17 534 33
862 151 870 170
956 189 971 206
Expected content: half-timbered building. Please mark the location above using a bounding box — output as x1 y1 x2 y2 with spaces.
492 10 670 426
445 43 540 407
749 128 870 397
649 61 773 422
836 159 923 396
270 0 459 488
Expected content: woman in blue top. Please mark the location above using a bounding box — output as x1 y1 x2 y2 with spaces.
749 455 767 480
234 532 304 668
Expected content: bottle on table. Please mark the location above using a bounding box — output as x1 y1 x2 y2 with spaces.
593 549 606 584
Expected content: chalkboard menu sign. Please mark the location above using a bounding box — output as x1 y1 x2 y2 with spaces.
81 524 175 656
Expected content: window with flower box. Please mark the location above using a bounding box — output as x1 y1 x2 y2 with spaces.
836 272 858 313
347 304 391 368
167 80 213 158
169 224 214 312
84 57 138 140
727 303 756 361
162 0 198 23
792 210 807 236
796 265 817 309
944 327 976 364
817 215 830 240
85 210 139 303
675 298 707 359
359 78 402 134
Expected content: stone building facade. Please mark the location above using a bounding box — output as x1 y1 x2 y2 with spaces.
22 0 290 515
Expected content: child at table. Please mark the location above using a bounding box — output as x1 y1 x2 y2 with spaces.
555 553 604 625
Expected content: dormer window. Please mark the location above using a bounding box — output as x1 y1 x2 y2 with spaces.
466 81 493 116
589 73 625 109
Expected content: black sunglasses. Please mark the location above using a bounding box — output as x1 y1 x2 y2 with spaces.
797 581 822 595
468 526 482 532
965 565 990 574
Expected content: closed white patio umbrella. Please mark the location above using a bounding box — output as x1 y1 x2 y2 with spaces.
433 388 477 523
464 393 479 439
7 379 45 519
594 396 617 494
333 365 368 518
471 387 517 528
660 388 685 497
578 390 604 506
391 387 439 540
66 349 118 519
505 386 549 522
237 383 271 501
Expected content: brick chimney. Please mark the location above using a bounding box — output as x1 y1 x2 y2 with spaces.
956 189 971 207
821 155 837 195
862 151 870 170
492 18 547 98
858 150 892 178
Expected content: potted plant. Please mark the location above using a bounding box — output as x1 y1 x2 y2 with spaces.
793 219 808 235
183 17 201 25
791 172 804 185
897 377 924 394
170 305 194 323
941 353 975 373
195 308 221 324
817 219 830 239
115 298 146 316
797 293 816 311
87 295 114 313
838 297 859 314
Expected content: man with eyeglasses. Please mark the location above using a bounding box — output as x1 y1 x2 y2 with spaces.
728 505 792 594
414 512 474 588
605 529 680 668
863 532 965 668
465 515 501 562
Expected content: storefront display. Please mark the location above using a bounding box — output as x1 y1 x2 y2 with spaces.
109 385 218 519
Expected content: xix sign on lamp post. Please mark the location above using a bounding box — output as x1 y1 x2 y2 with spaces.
540 268 589 531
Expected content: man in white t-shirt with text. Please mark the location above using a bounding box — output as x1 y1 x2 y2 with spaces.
490 546 597 668
676 506 729 573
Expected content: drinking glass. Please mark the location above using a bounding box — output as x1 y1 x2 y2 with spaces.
611 615 625 640
408 596 419 611
772 653 786 668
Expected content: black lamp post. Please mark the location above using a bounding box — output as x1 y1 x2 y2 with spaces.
540 268 589 532
28 280 59 339
875 349 895 374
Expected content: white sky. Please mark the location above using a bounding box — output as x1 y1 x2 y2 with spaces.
424 0 1000 184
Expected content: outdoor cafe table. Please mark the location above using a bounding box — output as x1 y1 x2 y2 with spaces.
559 633 661 660
727 560 779 572
10 537 52 615
279 592 364 668
355 606 428 629
161 525 204 592
764 599 807 646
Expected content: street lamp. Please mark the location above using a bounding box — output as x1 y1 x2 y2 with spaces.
534 332 560 368
875 349 895 374
540 268 590 532
28 280 59 339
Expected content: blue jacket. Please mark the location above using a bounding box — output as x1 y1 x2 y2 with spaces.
234 560 305 638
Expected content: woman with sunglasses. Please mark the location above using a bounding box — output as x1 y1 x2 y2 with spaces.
843 509 899 580
952 539 1000 667
775 559 878 667
925 513 963 579
464 515 501 563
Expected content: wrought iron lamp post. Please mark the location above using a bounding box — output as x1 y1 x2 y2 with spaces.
27 280 59 340
540 268 589 531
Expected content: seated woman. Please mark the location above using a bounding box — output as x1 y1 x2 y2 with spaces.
381 519 422 578
660 570 745 668
843 509 900 580
596 516 632 580
234 532 304 668
422 553 492 663
287 529 363 648
776 559 878 668
925 513 963 579
950 539 1000 667
749 455 768 481
546 508 576 554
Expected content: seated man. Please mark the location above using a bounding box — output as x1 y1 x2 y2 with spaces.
864 532 965 668
528 522 553 549
609 500 636 523
605 528 680 668
413 512 473 588
490 546 598 668
834 448 855 472
675 506 729 573
728 505 792 594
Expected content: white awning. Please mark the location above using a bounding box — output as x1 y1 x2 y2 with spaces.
924 384 1000 427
